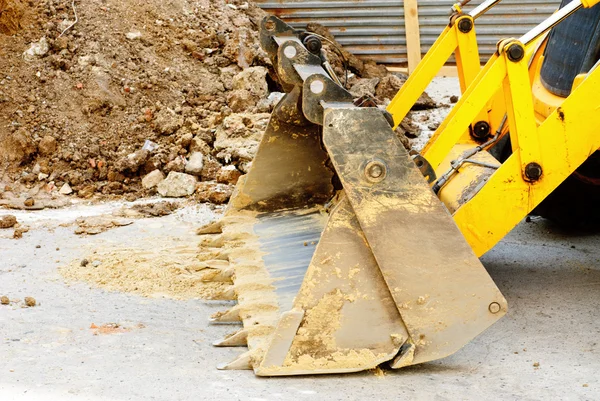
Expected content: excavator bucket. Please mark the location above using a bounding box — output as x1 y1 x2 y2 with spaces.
199 16 507 376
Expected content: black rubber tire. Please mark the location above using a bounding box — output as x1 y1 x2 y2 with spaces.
532 152 600 228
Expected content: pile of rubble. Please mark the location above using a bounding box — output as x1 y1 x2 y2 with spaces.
0 0 436 209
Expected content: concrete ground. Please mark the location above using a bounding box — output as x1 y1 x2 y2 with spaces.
1 201 600 401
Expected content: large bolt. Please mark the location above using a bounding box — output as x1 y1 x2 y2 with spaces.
303 35 322 55
489 302 501 314
265 19 276 31
471 121 491 140
369 164 383 179
507 43 525 62
457 18 473 33
524 162 543 181
365 160 387 183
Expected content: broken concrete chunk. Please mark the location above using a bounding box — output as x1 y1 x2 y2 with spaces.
142 169 165 189
217 165 242 185
59 183 73 195
23 37 49 61
185 152 204 176
157 172 197 197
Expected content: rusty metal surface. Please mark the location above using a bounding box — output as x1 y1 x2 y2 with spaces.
256 0 407 64
322 107 507 365
256 0 561 65
228 97 334 212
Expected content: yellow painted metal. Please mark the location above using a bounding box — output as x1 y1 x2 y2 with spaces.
531 56 565 122
501 41 541 174
386 16 482 129
387 26 455 129
423 56 506 170
425 37 600 257
455 17 482 93
581 0 600 8
436 145 500 214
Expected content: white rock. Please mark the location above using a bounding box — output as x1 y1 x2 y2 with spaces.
23 37 49 61
126 31 142 40
157 172 197 197
185 152 204 176
59 183 73 195
142 169 165 189
38 173 49 181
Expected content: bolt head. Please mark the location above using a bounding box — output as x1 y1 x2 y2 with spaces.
489 302 501 314
457 18 473 33
369 164 383 179
471 121 491 140
524 162 543 181
265 19 276 31
507 43 525 62
365 161 387 183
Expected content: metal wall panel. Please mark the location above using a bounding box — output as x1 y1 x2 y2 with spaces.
255 0 561 65
255 0 408 64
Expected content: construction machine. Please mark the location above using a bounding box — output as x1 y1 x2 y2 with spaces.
197 0 600 376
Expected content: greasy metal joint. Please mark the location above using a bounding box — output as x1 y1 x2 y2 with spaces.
524 162 543 182
283 45 297 60
506 42 525 62
364 160 388 183
264 19 276 32
303 35 322 55
412 154 437 184
488 302 501 314
457 17 474 33
471 121 491 140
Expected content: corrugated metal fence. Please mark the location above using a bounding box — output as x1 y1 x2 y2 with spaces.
255 0 560 66
255 0 406 64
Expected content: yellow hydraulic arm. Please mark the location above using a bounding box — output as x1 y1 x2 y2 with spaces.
423 0 600 256
386 0 505 129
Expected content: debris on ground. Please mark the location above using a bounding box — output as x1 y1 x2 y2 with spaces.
0 0 440 204
0 214 18 228
1 296 9 305
89 322 143 335
24 297 36 307
129 201 179 217
13 226 28 239
60 233 230 300
74 216 134 235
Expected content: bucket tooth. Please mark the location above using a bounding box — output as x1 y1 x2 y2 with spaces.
210 305 242 324
255 197 410 376
198 259 230 270
200 235 225 248
390 341 416 369
205 285 237 301
217 350 253 371
213 329 249 347
197 249 230 262
197 220 223 235
201 266 234 283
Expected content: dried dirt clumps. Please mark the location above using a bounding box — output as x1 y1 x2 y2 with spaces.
0 0 437 205
0 0 272 201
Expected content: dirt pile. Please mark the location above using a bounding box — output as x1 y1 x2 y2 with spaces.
0 0 272 201
0 0 436 205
